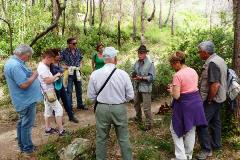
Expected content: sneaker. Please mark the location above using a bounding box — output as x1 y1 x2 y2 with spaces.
196 150 212 160
59 130 67 136
45 128 58 134
69 117 79 123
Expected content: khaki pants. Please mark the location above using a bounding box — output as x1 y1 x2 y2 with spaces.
134 92 153 127
95 103 132 160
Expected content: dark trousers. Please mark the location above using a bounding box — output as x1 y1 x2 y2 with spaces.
56 87 74 120
67 72 84 108
197 101 222 152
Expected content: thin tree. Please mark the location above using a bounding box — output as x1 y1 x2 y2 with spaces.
98 0 105 40
147 0 156 22
92 0 95 26
132 0 137 41
159 0 163 28
171 0 175 35
117 0 122 48
233 0 240 118
0 0 13 54
164 0 173 26
141 0 146 45
62 9 66 36
30 0 67 46
52 0 59 33
84 0 89 35
89 0 92 26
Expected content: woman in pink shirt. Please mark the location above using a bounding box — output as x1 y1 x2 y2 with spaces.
167 51 207 160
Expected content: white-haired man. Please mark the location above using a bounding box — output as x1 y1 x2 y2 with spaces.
87 47 134 160
4 44 42 155
196 41 227 160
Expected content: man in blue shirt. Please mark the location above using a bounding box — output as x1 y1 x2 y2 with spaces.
4 44 43 155
60 37 87 110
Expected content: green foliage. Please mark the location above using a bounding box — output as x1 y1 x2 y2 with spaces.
38 143 59 160
171 26 233 73
136 147 159 160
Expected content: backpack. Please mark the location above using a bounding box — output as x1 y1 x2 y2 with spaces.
227 69 240 111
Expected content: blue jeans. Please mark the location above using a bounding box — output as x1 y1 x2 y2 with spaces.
55 86 74 119
17 103 36 153
197 101 222 152
67 72 84 108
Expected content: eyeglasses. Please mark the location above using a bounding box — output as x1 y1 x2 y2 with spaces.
70 42 77 45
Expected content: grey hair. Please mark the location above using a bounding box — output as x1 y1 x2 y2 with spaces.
198 41 215 55
103 55 115 62
13 44 34 56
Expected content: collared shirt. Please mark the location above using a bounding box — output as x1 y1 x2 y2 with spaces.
4 55 43 112
60 48 83 67
87 63 134 104
132 57 156 92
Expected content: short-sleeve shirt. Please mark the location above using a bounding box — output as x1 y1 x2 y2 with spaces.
172 67 199 93
4 55 43 112
37 62 54 92
60 48 83 67
92 52 105 70
208 62 221 83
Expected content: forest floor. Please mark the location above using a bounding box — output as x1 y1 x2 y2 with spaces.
0 96 240 160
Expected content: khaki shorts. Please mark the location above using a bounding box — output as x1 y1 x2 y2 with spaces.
43 99 63 117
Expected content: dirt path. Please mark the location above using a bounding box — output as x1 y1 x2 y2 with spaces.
0 99 167 160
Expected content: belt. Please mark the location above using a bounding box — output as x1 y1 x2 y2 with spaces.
98 102 124 105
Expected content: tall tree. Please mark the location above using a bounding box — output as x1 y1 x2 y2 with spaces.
52 0 59 33
147 0 156 22
132 0 137 41
89 0 92 26
158 0 163 28
140 0 146 44
171 0 175 35
83 0 89 35
233 0 240 117
30 0 67 46
117 0 122 48
164 0 173 26
98 0 105 40
0 0 13 54
32 0 35 6
92 0 95 26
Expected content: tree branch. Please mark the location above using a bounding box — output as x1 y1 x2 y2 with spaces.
29 0 67 47
0 17 13 54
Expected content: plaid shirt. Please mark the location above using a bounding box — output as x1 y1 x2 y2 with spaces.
60 48 83 67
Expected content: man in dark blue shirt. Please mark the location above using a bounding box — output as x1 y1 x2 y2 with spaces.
60 37 87 110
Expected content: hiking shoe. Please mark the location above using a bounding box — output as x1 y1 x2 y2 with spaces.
196 150 212 160
45 128 58 134
59 130 67 136
69 117 79 123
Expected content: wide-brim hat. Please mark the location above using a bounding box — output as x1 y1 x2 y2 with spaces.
137 45 149 52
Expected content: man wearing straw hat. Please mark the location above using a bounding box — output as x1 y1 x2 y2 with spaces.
132 44 156 131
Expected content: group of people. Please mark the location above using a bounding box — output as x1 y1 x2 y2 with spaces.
3 37 227 160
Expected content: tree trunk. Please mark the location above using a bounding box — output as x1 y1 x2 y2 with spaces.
52 0 59 33
92 0 95 26
89 0 92 26
159 0 163 28
164 0 173 26
62 9 66 36
32 0 35 6
117 0 122 48
0 18 13 55
84 0 89 35
30 0 67 46
98 0 104 40
132 0 137 41
233 0 240 118
171 0 175 35
147 0 156 22
209 0 215 32
141 0 146 45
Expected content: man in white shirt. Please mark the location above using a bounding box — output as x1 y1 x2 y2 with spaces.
37 49 65 136
88 47 134 160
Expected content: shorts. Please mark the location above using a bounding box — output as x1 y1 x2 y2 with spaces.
43 99 63 117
